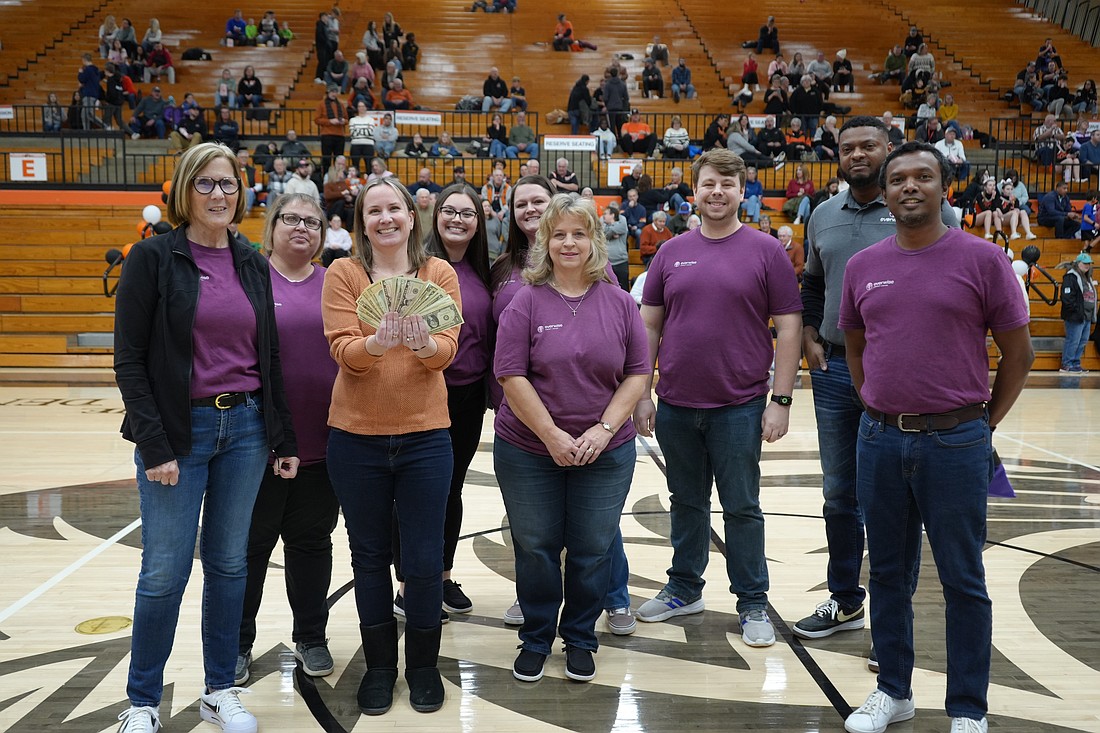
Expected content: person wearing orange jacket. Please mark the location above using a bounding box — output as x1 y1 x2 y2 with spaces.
315 85 347 177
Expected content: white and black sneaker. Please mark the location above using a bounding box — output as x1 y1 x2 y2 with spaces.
117 706 160 733
793 598 866 639
199 688 257 733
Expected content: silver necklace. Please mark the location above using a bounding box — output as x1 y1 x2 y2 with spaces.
556 283 592 317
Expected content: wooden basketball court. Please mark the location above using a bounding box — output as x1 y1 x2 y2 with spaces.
0 369 1096 732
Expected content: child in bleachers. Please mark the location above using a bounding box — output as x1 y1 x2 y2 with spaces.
1082 191 1098 251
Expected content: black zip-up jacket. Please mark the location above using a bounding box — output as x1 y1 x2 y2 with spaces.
1061 269 1095 323
113 225 297 469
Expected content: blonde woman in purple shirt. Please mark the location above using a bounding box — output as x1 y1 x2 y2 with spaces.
494 195 649 684
236 193 341 687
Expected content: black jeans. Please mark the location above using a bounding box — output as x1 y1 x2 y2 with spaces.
239 462 340 652
319 134 345 176
394 379 487 580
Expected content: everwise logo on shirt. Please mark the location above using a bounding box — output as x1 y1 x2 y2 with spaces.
536 323 564 333
274 301 283 307
865 279 895 291
673 260 698 268
199 275 211 281
879 215 896 223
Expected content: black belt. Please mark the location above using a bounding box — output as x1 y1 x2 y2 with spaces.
866 404 986 432
191 391 260 409
825 341 845 357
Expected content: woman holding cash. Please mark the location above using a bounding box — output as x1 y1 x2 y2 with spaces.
321 176 461 716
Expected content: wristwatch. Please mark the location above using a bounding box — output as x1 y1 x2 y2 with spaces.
771 394 793 407
599 421 614 433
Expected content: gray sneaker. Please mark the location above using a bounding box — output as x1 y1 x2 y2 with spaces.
295 641 334 677
234 650 251 685
636 589 705 622
605 607 637 635
739 609 776 647
503 599 524 626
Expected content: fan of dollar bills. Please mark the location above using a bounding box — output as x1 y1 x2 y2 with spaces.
355 276 464 334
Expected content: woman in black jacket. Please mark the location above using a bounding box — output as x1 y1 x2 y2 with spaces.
1060 252 1096 373
113 142 297 733
567 75 592 135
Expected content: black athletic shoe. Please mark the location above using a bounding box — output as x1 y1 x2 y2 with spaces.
442 579 472 614
512 648 547 682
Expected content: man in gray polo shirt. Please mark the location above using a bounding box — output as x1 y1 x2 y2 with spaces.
795 117 957 664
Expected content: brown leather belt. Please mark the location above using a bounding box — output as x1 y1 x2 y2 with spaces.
865 403 986 432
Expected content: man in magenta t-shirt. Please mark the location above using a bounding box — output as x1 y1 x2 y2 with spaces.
838 142 1033 733
632 148 803 648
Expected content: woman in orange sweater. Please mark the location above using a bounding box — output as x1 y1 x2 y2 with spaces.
321 177 461 717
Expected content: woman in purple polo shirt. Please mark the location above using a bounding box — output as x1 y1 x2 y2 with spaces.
236 193 341 685
494 195 649 684
392 183 494 618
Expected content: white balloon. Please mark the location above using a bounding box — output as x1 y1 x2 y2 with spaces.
1011 260 1029 277
142 205 162 225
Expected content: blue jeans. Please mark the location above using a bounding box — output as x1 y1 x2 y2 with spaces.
327 428 452 630
495 438 635 654
742 194 762 222
654 398 768 612
505 143 539 159
1062 319 1091 369
810 354 867 611
857 412 993 719
489 139 507 158
376 139 396 158
797 195 811 221
603 529 630 610
127 398 269 706
482 96 513 113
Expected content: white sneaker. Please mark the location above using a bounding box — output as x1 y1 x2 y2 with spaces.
1025 232 1038 239
950 717 988 733
844 689 915 733
199 688 257 733
793 216 802 225
117 706 160 733
1010 232 1021 240
739 609 776 647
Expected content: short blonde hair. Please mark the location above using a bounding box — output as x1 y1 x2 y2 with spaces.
166 142 246 227
261 193 326 258
523 194 611 287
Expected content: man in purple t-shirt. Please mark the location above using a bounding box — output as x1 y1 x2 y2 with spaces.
632 148 803 648
838 142 1033 733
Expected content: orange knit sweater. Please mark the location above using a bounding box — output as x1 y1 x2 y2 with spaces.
321 256 461 435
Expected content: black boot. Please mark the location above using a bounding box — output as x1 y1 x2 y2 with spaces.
358 620 398 715
404 625 444 713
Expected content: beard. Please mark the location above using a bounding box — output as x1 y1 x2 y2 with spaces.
895 210 930 227
840 166 879 189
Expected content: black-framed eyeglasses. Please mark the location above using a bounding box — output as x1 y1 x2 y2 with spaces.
439 206 478 221
192 176 241 195
278 213 323 230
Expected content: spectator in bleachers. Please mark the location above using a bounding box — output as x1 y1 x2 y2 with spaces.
661 116 691 160
762 74 789 118
902 26 922 58
316 86 347 174
116 18 138 59
266 157 293 205
601 203 630 290
936 93 962 136
670 58 696 103
1081 191 1098 248
642 59 665 99
141 18 162 56
1038 180 1082 238
756 115 786 162
784 164 814 225
603 68 630 129
238 66 263 109
374 113 398 158
832 50 853 93
402 33 419 71
367 157 394 184
1057 137 1082 183
482 67 512 113
1047 76 1075 120
102 63 128 130
768 54 788 85
619 163 643 199
169 105 206 149
363 21 384 69
784 117 813 161
431 131 461 158
648 35 670 67
506 111 539 159
622 187 646 243
484 113 509 159
287 159 321 203
638 210 672 266
144 42 175 84
1000 169 1031 214
661 167 692 211
482 167 511 213
1013 61 1039 106
1079 129 1100 180
998 181 1037 240
667 201 692 235
351 52 375 90
872 45 905 85
914 115 944 145
702 113 730 151
934 126 970 182
787 52 807 87
1039 60 1064 98
326 51 351 94
880 111 905 145
412 188 435 232
790 74 825 137
237 149 262 212
348 101 376 171
42 93 63 133
549 157 581 194
973 178 1004 239
225 9 247 45
129 85 167 139
758 213 778 239
905 43 935 91
404 132 429 158
728 122 774 168
1033 113 1065 167
326 6 342 50
741 166 764 223
620 109 657 158
314 11 335 83
756 16 779 55
807 52 833 97
78 54 105 130
1036 37 1062 70
1073 79 1097 116
484 198 507 260
349 77 375 114
210 106 240 150
778 225 803 279
552 13 574 51
214 69 237 109
280 129 310 165
594 116 617 159
384 39 403 72
98 15 119 59
813 115 840 162
915 91 940 129
508 76 528 112
256 11 278 46
107 39 131 80
742 53 760 93
243 18 259 46
384 78 414 111
382 12 403 46
636 173 671 220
